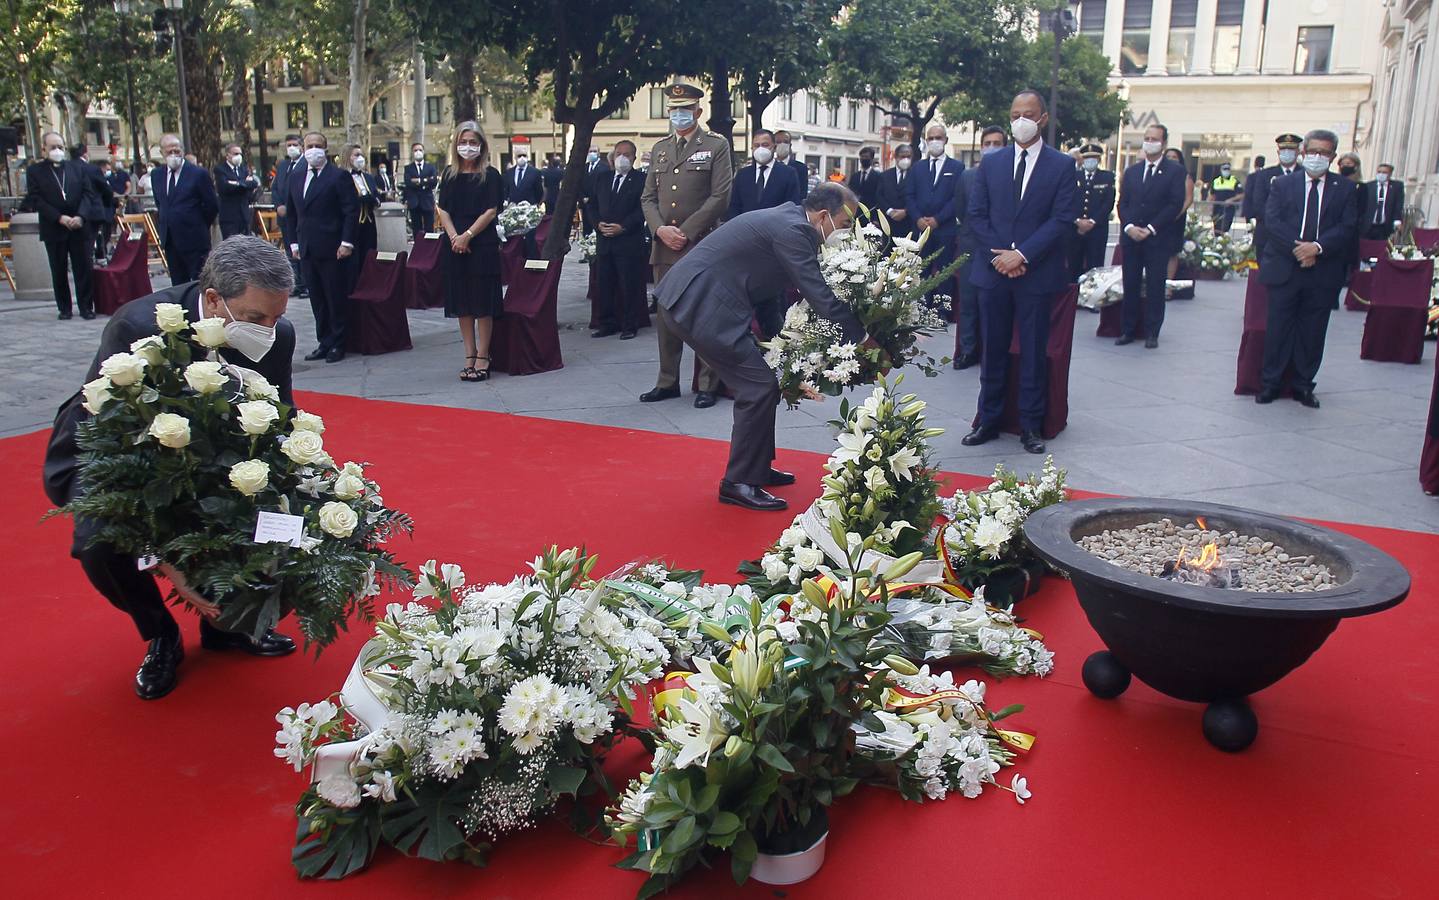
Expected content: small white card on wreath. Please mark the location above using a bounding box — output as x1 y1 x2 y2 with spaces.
137 554 160 571
523 259 549 271
254 511 305 547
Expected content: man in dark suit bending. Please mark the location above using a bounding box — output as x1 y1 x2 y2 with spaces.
591 140 651 340
729 128 803 339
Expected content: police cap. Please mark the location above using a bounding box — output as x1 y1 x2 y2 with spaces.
1079 143 1104 158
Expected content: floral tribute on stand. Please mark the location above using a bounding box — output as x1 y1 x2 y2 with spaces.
55 303 412 648
763 215 959 407
496 201 543 240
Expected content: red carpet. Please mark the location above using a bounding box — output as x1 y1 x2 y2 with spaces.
3 392 1436 898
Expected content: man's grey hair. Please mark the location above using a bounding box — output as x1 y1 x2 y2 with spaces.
1304 129 1339 150
803 182 857 215
198 236 295 298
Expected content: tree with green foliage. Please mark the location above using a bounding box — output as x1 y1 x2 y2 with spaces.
1024 35 1127 146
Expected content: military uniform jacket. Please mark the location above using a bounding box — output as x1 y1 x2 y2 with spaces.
641 127 734 266
1074 168 1116 224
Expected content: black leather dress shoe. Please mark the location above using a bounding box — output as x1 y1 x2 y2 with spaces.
58 311 73 320
1294 390 1320 409
718 481 788 511
767 468 796 486
1255 388 1279 404
304 347 327 361
1115 334 1135 346
640 385 680 403
619 330 637 340
200 621 297 656
135 631 183 700
81 310 97 320
591 328 618 338
1020 430 1047 454
326 348 346 363
961 424 999 446
1144 336 1159 349
953 352 979 370
694 391 718 409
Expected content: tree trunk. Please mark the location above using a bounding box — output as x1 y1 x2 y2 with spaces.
542 111 600 261
907 100 929 156
449 55 477 122
746 93 775 134
346 0 369 149
253 63 269 179
231 66 252 156
706 57 736 150
409 41 427 150
57 93 87 146
182 24 222 167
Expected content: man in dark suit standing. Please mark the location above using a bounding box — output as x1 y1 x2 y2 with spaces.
655 184 866 511
960 91 1079 456
728 128 803 339
847 146 881 211
1116 123 1186 348
1240 155 1266 221
214 142 258 238
773 130 809 199
42 237 298 700
579 146 611 234
1247 134 1302 258
504 149 546 207
287 131 358 363
908 123 964 308
25 131 99 319
952 126 1008 369
1067 142 1116 281
591 140 650 340
1360 163 1404 241
89 157 122 262
402 142 438 235
1255 129 1358 409
152 133 218 284
541 153 564 214
375 160 396 200
875 143 914 240
271 134 307 296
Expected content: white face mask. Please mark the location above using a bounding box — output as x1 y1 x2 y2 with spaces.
303 147 327 168
220 298 278 363
351 156 366 169
456 144 481 160
165 153 184 170
286 145 301 159
1278 149 1298 167
1376 172 1390 184
516 156 529 167
1141 140 1163 157
1010 116 1040 145
753 146 774 165
413 150 425 161
1301 153 1331 176
926 139 946 158
895 156 912 171
229 154 243 167
48 147 65 163
614 155 633 173
1082 157 1099 172
774 142 791 159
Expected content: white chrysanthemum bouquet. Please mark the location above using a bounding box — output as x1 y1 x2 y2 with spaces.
497 201 543 238
277 547 683 879
940 457 1067 607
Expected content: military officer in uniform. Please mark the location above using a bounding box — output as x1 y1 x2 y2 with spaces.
1066 142 1116 282
639 82 735 409
1247 134 1302 258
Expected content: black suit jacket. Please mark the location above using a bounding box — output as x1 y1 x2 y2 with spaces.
1258 171 1358 288
846 165 881 208
78 162 115 222
152 161 219 253
402 162 438 211
1118 158 1186 254
503 164 545 206
1360 179 1405 229
24 160 96 242
728 162 802 219
1247 164 1299 254
42 281 297 507
875 166 914 237
786 158 810 198
541 164 564 211
214 162 257 226
1075 169 1117 224
286 163 359 259
593 169 648 257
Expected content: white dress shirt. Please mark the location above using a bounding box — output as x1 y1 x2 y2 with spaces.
1012 137 1043 201
1299 173 1327 253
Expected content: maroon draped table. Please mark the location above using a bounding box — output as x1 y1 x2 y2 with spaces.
1096 242 1129 338
93 231 152 316
500 215 554 287
1344 239 1389 312
1414 228 1439 253
404 233 447 310
1234 276 1269 395
347 250 412 355
1423 358 1439 495
1360 257 1432 364
490 257 564 376
969 284 1078 440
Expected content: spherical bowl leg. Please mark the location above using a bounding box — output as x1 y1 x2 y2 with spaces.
1202 699 1259 752
1082 650 1131 699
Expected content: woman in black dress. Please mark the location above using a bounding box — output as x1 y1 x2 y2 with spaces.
341 144 381 300
436 121 503 381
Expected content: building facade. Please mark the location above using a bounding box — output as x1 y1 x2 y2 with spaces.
1361 0 1439 224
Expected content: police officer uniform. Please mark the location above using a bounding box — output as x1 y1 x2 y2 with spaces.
639 83 735 407
1066 143 1115 282
1248 134 1303 258
1208 165 1241 234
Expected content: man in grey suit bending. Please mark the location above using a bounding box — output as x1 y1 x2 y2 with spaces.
654 183 866 511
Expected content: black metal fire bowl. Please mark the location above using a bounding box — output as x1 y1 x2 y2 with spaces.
1023 498 1410 751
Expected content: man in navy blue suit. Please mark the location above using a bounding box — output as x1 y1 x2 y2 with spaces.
591 140 651 340
151 133 218 284
846 146 881 211
960 91 1079 456
402 142 438 236
907 123 964 309
272 134 307 296
213 142 259 238
728 128 802 338
287 131 358 363
952 125 1009 369
875 143 914 241
1255 129 1358 409
774 130 809 199
503 150 545 207
1116 124 1186 348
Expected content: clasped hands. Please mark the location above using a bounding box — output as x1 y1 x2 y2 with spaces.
597 221 624 237
1075 218 1095 235
656 225 688 251
1292 240 1321 268
59 215 84 231
989 248 1027 278
1124 224 1151 242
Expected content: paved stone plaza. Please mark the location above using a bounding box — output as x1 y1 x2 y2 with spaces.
2 258 1435 532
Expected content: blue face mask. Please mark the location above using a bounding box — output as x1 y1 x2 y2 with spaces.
981 145 1003 157
670 109 696 131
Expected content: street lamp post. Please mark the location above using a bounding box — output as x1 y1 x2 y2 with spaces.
1045 4 1076 147
164 0 192 150
1115 79 1131 171
112 1 143 167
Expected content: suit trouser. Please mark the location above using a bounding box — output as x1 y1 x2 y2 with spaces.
653 263 719 392
595 251 650 333
1120 237 1168 338
1362 223 1396 242
1213 205 1236 233
976 283 1050 432
408 208 434 235
1066 227 1107 282
658 306 778 485
71 509 175 642
1261 274 1334 394
953 257 981 358
303 255 349 353
166 242 210 285
220 218 250 239
753 297 783 341
278 217 305 292
44 230 94 315
95 218 114 260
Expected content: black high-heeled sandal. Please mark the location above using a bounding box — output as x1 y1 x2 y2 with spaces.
460 355 479 382
474 355 491 381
